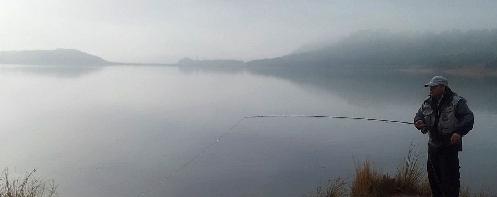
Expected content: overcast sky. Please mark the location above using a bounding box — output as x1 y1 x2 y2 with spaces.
1 0 497 63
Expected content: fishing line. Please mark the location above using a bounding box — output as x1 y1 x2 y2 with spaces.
138 115 413 197
138 118 246 197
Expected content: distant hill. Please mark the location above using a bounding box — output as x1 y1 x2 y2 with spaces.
0 49 109 66
247 29 497 70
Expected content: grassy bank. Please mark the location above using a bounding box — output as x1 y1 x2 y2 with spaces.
0 169 57 197
307 146 494 197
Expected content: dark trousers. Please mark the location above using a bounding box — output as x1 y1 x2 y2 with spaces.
427 145 460 197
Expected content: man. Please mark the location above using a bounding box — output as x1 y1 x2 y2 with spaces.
414 76 474 197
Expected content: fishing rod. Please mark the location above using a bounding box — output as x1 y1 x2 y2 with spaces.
241 115 414 125
138 114 414 197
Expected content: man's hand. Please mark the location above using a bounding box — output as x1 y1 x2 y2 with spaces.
414 120 426 130
451 133 461 144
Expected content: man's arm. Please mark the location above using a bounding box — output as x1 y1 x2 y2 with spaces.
414 106 426 131
414 107 424 123
455 98 474 136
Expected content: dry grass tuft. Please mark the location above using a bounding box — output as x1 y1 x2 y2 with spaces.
307 178 348 197
0 168 57 197
350 144 429 197
308 144 495 197
394 144 429 196
350 161 398 197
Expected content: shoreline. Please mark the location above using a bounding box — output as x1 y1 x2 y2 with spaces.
398 67 497 78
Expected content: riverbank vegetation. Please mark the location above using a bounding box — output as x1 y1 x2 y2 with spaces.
306 146 494 197
0 169 57 197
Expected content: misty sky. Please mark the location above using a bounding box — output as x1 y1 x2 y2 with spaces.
2 0 497 63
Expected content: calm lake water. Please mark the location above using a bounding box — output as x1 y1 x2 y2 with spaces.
0 65 495 197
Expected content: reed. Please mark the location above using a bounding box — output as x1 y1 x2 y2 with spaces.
0 169 57 197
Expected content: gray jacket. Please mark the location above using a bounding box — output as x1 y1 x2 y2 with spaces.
414 89 474 151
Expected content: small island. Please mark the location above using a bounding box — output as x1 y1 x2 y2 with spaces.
177 57 245 67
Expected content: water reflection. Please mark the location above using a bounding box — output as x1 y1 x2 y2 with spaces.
248 67 497 113
0 65 494 197
0 64 104 78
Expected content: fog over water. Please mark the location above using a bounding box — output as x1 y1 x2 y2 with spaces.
0 65 495 197
2 0 497 62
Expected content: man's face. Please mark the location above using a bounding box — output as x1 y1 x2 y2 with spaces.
430 85 445 97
